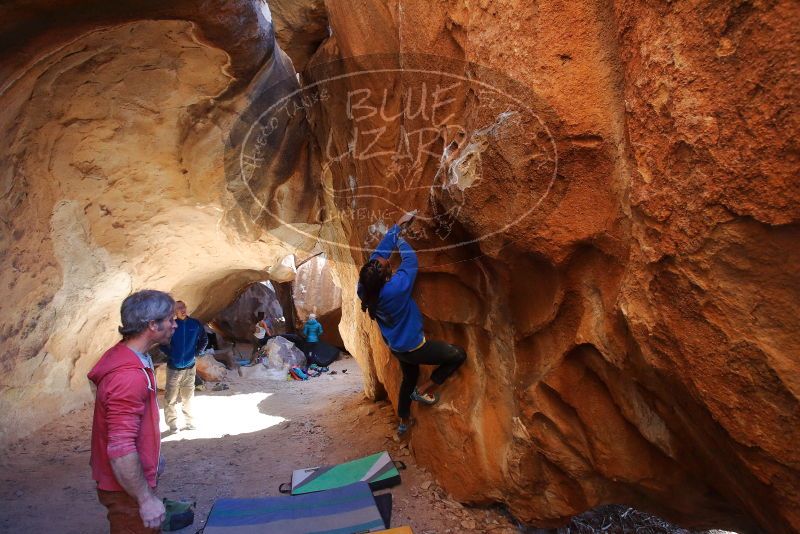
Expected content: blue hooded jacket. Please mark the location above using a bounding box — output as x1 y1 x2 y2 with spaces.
358 224 424 352
303 318 323 343
161 317 207 369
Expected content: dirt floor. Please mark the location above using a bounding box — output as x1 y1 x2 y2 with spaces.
0 353 738 534
0 356 519 534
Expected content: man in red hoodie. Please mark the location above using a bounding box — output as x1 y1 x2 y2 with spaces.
89 290 177 532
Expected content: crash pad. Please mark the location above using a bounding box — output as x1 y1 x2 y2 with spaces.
204 482 384 534
288 451 402 495
275 334 341 366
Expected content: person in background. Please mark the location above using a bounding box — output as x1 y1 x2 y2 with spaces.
160 300 207 433
203 320 240 371
302 313 323 364
251 312 274 360
88 289 176 532
357 211 467 435
203 322 220 350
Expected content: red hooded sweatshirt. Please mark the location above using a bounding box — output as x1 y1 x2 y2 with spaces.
88 343 160 491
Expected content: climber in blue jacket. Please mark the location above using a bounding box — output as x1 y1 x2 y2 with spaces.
357 211 467 434
302 313 323 343
302 313 324 366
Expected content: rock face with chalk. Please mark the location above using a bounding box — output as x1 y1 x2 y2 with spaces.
306 3 800 533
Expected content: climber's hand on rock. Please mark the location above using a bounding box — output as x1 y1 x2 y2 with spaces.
397 210 417 227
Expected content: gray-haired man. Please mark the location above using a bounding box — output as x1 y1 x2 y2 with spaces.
88 289 176 532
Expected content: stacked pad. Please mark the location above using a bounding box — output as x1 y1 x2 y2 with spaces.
290 451 401 495
204 482 385 534
307 340 341 366
275 334 341 366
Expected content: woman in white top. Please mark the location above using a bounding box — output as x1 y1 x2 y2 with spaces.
251 312 274 360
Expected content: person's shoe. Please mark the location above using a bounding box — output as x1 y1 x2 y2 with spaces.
410 388 439 405
184 424 197 431
397 418 415 436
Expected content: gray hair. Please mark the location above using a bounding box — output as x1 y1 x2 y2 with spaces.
119 290 175 338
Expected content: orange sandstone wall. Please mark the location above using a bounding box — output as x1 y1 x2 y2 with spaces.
306 1 799 532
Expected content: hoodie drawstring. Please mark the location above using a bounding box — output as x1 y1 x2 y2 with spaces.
141 368 153 391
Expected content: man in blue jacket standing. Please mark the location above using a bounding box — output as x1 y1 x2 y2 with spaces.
161 300 207 433
357 212 467 434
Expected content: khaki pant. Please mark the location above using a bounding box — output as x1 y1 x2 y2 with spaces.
97 489 160 533
164 366 195 431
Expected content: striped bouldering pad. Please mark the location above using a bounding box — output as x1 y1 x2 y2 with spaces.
204 482 385 534
289 451 402 495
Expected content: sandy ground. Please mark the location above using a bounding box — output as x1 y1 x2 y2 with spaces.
0 356 518 534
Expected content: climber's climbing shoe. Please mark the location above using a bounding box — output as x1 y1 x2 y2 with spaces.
410 388 439 405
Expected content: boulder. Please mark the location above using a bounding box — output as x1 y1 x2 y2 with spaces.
240 363 287 381
293 255 344 347
264 337 306 370
309 1 800 532
196 354 227 383
213 282 285 341
268 254 299 283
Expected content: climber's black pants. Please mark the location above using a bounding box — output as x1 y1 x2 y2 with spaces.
393 340 466 419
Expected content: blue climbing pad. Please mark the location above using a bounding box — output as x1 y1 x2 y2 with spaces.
203 482 385 534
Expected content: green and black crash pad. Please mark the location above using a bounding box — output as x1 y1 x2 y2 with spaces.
287 451 403 495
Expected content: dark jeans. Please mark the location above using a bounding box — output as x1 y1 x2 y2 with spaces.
206 331 219 350
97 489 161 533
393 340 466 419
305 341 318 364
